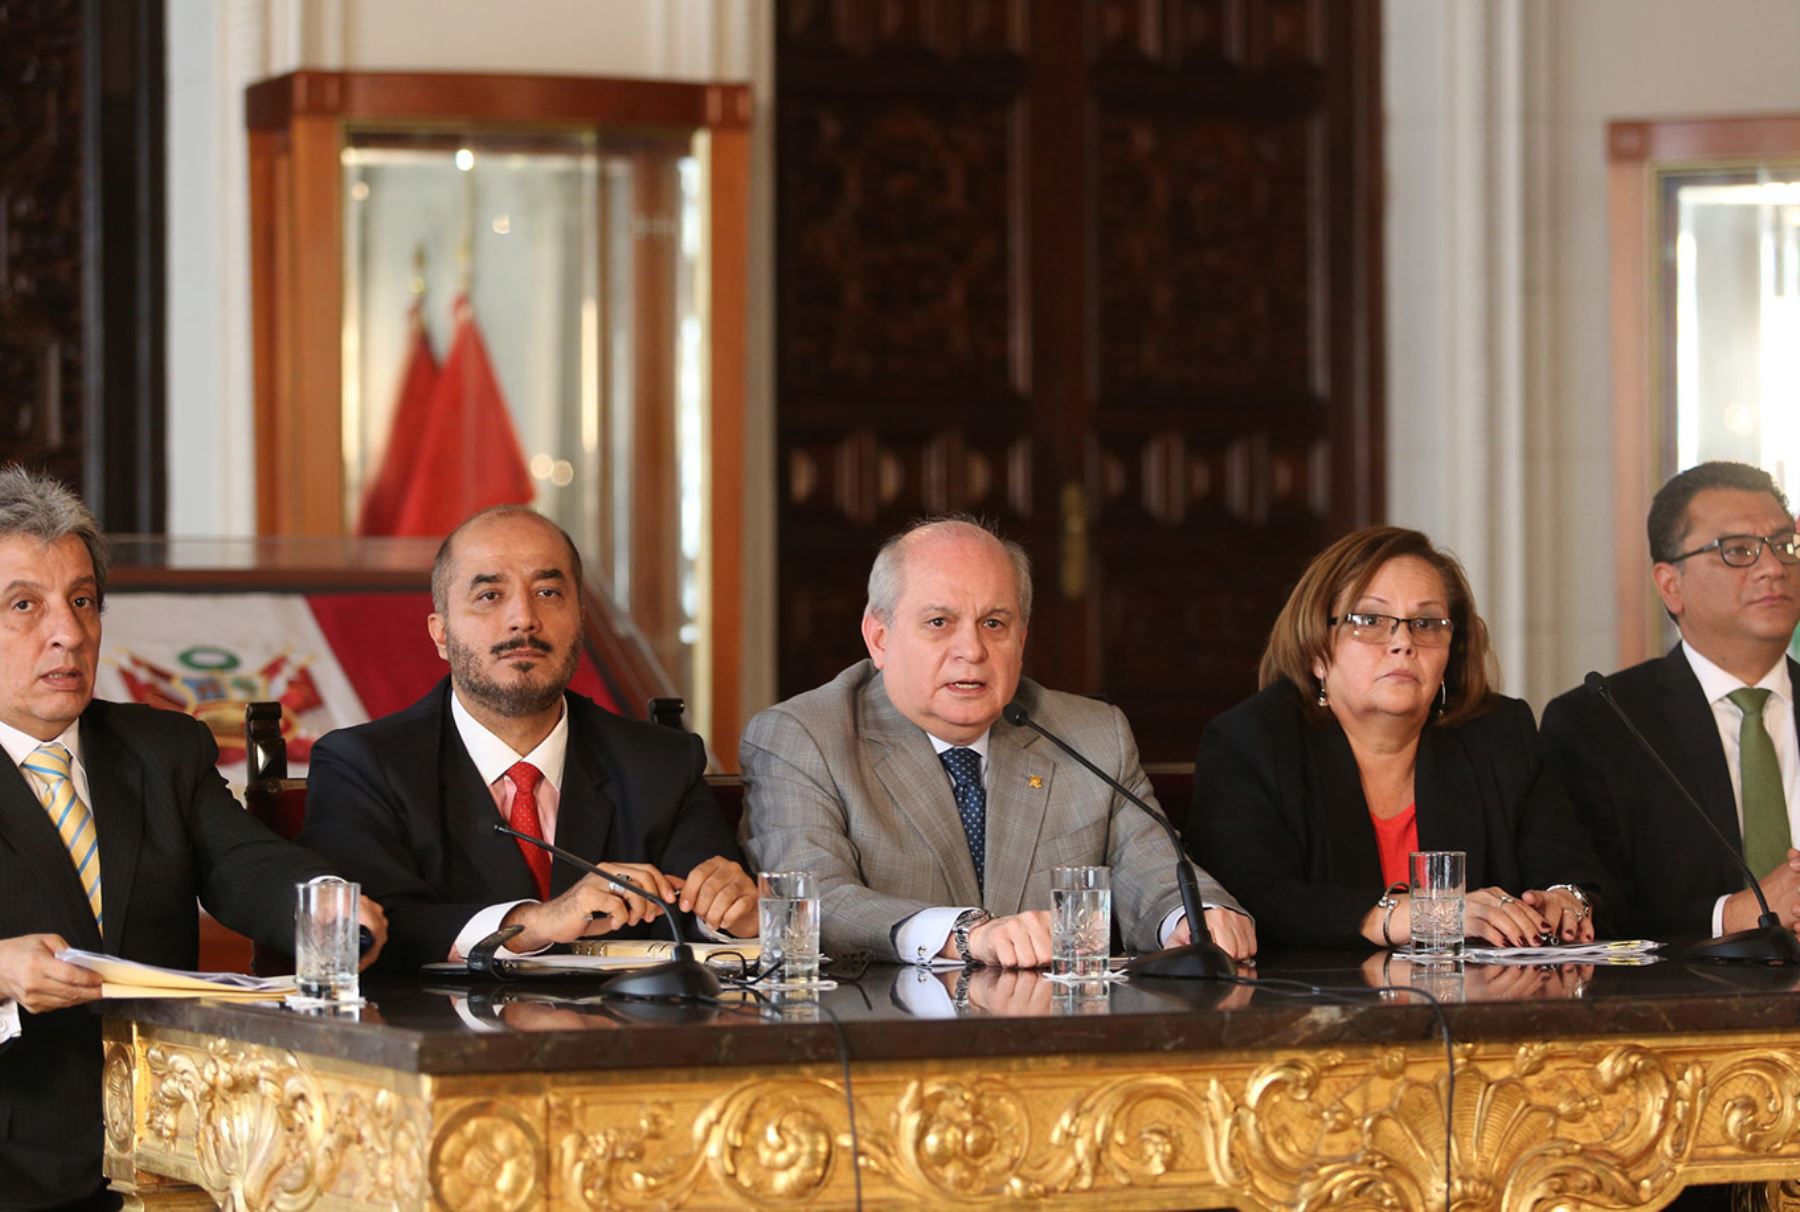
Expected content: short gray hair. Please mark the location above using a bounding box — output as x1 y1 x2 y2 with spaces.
865 515 1033 624
431 504 583 614
0 464 109 604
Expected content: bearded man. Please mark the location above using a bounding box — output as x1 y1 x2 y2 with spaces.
300 506 753 971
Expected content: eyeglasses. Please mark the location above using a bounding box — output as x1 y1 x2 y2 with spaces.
1667 531 1800 568
1330 612 1455 647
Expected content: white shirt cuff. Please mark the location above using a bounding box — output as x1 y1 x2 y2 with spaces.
449 995 504 1033
1163 901 1242 947
450 901 553 962
1712 894 1729 938
0 998 19 1044
896 906 977 964
890 965 960 1018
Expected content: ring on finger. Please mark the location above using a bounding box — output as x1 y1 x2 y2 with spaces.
1497 893 1516 905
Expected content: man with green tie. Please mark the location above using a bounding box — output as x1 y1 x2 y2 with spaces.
1542 462 1800 939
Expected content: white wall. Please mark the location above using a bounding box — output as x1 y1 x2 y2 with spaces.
1384 0 1800 709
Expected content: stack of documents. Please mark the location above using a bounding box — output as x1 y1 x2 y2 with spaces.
1461 939 1663 966
57 949 296 1000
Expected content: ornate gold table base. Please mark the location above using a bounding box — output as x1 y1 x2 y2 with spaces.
101 1017 1800 1211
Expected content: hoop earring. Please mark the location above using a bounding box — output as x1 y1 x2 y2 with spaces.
1437 681 1448 714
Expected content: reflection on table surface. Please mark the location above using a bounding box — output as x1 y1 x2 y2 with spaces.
112 945 1800 1076
370 944 1800 1029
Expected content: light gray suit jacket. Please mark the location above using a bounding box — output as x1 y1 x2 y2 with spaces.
740 661 1243 958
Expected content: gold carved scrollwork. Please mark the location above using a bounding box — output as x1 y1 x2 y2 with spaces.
142 1037 428 1210
146 1038 336 1209
430 1100 541 1212
104 1041 136 1155
887 1076 1031 1197
560 1079 841 1209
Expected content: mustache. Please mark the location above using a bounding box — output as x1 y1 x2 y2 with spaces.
490 636 554 657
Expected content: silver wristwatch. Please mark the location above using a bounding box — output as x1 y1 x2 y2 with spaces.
952 908 992 965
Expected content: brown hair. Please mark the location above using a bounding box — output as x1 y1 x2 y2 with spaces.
1258 526 1498 727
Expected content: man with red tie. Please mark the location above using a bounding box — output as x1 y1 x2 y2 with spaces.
300 506 755 971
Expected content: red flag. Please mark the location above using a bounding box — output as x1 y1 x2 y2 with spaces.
356 302 441 535
392 295 536 536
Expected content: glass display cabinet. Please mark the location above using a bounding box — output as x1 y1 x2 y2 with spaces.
246 71 749 753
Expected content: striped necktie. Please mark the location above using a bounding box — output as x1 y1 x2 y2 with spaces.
22 742 104 933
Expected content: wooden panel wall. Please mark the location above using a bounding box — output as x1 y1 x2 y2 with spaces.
0 0 166 530
777 0 1383 761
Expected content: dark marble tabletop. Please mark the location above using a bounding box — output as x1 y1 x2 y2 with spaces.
108 946 1800 1076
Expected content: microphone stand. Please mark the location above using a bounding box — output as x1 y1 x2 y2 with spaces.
494 823 723 999
1584 671 1800 965
1002 703 1234 980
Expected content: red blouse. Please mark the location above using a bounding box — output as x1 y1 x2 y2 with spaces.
1371 803 1419 888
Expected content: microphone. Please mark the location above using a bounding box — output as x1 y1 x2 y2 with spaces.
493 823 722 999
1582 670 1800 964
1001 702 1234 980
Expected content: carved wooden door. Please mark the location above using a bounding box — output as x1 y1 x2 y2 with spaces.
775 0 1381 762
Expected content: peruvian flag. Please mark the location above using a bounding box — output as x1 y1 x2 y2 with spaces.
391 295 536 536
96 592 619 786
356 300 441 536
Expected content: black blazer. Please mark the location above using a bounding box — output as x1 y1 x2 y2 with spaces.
299 680 742 971
0 702 328 1210
1540 646 1800 937
1187 682 1609 948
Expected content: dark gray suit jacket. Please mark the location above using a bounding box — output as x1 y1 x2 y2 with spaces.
1541 645 1800 936
739 661 1242 958
299 679 742 972
0 701 327 1210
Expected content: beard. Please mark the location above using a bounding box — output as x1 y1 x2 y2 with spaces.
445 631 581 718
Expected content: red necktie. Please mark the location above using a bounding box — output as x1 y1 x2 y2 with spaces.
504 761 552 899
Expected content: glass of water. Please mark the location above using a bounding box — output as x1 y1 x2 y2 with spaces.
758 871 822 988
1407 850 1466 960
294 875 362 1006
1050 865 1112 979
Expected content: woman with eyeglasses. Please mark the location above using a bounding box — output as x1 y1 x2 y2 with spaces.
1187 526 1608 950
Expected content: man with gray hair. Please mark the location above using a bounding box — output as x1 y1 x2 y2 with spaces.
0 464 386 1210
742 516 1254 968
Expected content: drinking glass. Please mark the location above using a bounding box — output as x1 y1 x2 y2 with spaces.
758 871 822 987
1407 850 1466 960
294 876 361 1005
1050 865 1112 979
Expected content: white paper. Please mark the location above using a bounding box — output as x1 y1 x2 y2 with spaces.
56 948 297 994
1461 939 1663 965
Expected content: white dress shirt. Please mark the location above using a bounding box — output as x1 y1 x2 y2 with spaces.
0 718 94 1043
893 729 1190 963
1681 643 1800 936
448 692 570 960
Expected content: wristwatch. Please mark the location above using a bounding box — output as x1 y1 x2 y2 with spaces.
952 908 992 965
1547 883 1591 921
1377 882 1408 948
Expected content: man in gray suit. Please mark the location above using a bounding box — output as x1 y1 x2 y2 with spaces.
741 517 1254 967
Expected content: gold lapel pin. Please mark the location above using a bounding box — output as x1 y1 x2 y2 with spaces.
1028 774 1044 790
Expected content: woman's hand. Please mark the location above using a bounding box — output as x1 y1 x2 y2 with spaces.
1522 887 1595 943
1360 893 1411 948
1464 886 1551 947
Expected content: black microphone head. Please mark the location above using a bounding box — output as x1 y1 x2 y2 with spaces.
1584 670 1608 696
1002 702 1029 727
492 822 507 837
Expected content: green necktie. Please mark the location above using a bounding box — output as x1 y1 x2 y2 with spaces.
1729 687 1791 878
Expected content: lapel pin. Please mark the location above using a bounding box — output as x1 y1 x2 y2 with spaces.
1028 774 1044 790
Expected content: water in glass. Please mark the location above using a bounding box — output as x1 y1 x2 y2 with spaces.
758 871 821 986
1051 884 1111 978
294 877 360 1003
1410 894 1465 958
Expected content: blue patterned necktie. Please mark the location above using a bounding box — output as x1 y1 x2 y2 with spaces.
22 742 104 934
939 747 987 895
